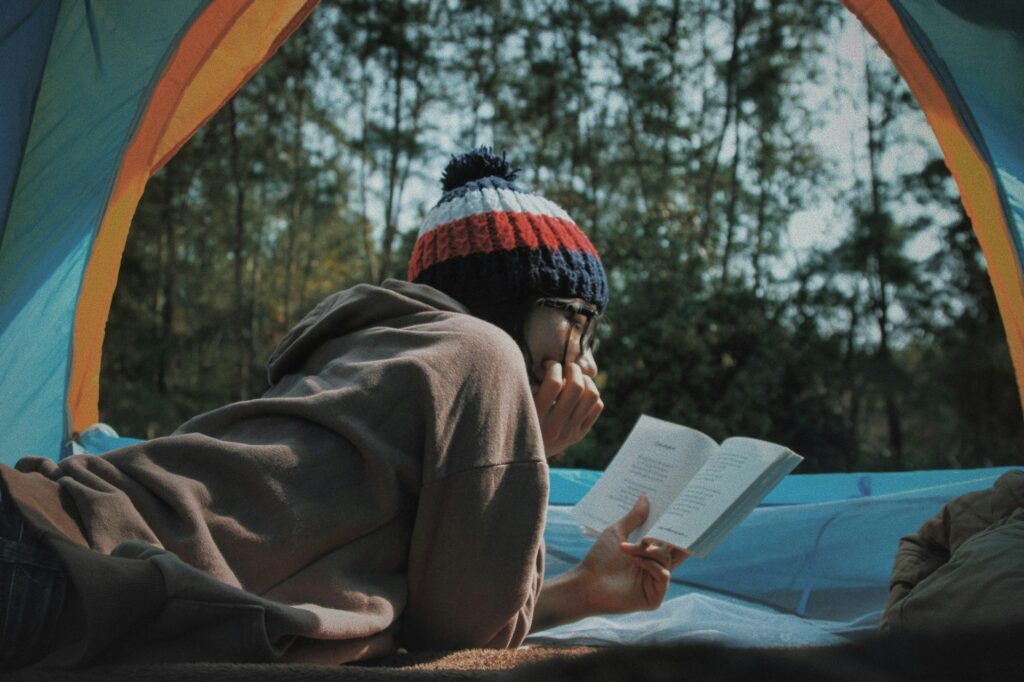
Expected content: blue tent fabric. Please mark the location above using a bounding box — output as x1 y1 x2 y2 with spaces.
0 0 207 462
0 0 60 247
73 423 142 455
535 466 1020 646
0 1 319 465
551 466 1014 507
892 0 1024 250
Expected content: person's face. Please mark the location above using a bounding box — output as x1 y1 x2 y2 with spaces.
522 298 600 386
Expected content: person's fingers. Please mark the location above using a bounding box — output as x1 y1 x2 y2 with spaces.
538 361 563 403
613 495 650 536
533 363 604 455
548 363 585 432
629 556 671 607
668 547 689 570
639 558 671 584
619 539 664 555
566 377 599 433
535 384 565 453
618 541 650 556
579 398 604 435
532 361 563 419
619 540 674 570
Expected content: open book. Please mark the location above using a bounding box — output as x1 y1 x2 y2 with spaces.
573 415 803 559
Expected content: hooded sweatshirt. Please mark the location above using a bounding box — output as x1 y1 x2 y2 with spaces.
0 280 548 668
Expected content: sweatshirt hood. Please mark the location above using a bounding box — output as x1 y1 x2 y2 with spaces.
266 279 469 385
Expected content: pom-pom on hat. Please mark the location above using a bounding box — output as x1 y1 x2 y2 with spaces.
407 147 608 323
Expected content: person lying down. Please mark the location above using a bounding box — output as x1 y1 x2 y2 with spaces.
0 148 686 671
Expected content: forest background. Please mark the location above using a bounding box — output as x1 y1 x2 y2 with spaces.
101 0 1024 472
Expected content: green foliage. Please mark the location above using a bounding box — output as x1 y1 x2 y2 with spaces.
102 0 1022 469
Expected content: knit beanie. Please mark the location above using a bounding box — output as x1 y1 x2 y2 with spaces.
407 148 608 335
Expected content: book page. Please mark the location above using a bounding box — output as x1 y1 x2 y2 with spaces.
572 415 719 540
648 437 790 550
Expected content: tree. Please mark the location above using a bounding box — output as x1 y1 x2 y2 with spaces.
101 1 1020 472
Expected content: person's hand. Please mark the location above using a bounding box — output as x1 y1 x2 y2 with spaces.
577 496 688 614
532 361 603 459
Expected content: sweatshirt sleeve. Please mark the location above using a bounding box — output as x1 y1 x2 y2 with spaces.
399 316 549 650
400 462 547 650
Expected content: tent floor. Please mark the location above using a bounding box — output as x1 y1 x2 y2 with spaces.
13 623 1023 681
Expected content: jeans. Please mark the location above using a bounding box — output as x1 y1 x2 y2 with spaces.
0 476 67 671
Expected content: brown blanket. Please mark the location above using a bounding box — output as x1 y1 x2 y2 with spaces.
883 469 1024 632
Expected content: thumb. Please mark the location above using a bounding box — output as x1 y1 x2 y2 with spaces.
615 495 650 535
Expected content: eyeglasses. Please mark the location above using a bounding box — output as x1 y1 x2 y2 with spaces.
534 298 602 357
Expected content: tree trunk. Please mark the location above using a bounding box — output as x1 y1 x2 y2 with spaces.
662 0 681 167
610 36 651 213
358 57 377 282
283 51 308 329
752 145 769 294
864 57 904 467
227 98 250 401
720 106 742 288
843 294 862 471
156 171 177 394
378 5 406 283
700 0 751 249
247 207 264 398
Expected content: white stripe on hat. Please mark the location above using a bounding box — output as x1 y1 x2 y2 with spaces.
417 186 573 238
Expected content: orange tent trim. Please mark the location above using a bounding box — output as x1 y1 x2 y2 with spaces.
68 0 318 433
841 0 1024 411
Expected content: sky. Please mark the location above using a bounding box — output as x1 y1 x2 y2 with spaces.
784 15 952 265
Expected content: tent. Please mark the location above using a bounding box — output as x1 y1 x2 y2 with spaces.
1 0 1022 649
1 0 1020 465
0 0 317 463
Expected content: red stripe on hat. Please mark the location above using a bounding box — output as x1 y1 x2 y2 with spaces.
408 211 600 281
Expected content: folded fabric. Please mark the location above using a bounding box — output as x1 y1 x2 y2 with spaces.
882 470 1024 632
